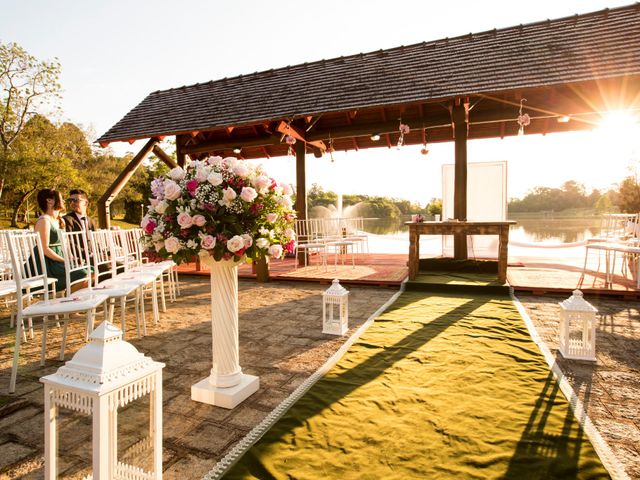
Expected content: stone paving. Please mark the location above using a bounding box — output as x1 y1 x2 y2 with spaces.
0 277 396 479
1 279 639 479
517 293 640 480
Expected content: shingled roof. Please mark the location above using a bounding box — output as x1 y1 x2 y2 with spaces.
98 3 640 146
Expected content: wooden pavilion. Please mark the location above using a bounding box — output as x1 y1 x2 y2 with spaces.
97 4 640 262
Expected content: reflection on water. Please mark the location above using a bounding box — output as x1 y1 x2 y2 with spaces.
359 216 603 244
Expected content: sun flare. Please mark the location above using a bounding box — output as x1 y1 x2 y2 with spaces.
596 110 640 137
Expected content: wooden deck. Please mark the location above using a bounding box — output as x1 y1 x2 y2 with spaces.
175 248 640 298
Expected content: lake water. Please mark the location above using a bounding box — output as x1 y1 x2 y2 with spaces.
359 216 603 254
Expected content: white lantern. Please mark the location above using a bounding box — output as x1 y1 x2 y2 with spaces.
322 279 349 335
558 289 597 362
41 322 165 479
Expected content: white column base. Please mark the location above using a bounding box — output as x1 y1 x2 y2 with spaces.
191 374 259 409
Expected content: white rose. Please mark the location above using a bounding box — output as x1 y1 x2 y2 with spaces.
254 175 271 192
240 186 258 202
207 155 223 166
266 213 278 223
268 244 283 259
282 184 294 196
169 167 186 181
223 187 237 202
256 238 270 249
164 180 182 200
155 200 168 214
207 172 223 186
277 195 293 208
195 167 210 183
233 163 250 178
164 237 181 253
285 228 296 240
226 235 245 253
186 239 198 249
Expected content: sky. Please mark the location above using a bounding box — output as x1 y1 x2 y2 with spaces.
1 0 638 204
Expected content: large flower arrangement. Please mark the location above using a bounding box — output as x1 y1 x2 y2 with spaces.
141 156 297 265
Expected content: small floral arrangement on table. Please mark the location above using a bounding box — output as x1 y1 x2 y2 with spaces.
141 156 297 265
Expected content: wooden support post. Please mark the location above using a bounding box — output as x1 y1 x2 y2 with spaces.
255 256 270 283
152 145 178 169
295 141 308 267
452 100 468 260
176 134 187 167
98 138 158 229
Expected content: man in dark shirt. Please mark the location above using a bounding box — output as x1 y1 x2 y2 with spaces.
63 189 96 233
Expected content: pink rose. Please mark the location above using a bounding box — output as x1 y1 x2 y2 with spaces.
164 180 182 200
241 234 253 248
177 212 193 229
186 179 199 195
282 183 293 196
193 214 206 227
268 244 283 259
200 234 216 250
285 240 296 254
254 175 270 192
266 213 278 223
144 219 157 235
240 186 258 202
284 228 295 240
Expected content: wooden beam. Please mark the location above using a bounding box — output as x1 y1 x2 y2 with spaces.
98 138 158 229
176 134 187 167
452 99 469 259
275 121 326 151
182 134 282 155
152 145 178 169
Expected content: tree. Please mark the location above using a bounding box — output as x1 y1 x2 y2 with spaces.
0 41 61 199
614 175 640 213
7 114 84 226
427 198 442 217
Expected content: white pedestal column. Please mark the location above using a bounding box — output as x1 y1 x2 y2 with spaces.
191 256 259 409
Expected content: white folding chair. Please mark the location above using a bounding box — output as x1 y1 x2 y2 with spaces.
91 230 160 326
131 227 180 301
7 232 108 393
64 230 144 339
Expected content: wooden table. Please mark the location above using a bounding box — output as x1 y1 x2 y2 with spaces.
407 221 516 282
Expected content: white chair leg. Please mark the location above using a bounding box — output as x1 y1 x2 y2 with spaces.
9 316 24 393
159 275 166 313
59 318 68 361
152 282 159 325
40 317 48 366
173 267 180 296
120 297 127 339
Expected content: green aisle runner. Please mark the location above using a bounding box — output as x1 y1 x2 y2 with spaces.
224 292 609 479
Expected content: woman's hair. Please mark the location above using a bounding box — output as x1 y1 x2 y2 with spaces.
36 189 63 214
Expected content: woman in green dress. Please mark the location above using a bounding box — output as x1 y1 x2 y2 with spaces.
34 189 88 292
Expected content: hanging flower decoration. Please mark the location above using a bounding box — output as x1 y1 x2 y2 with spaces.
420 131 429 155
285 134 296 156
397 122 410 148
517 98 531 136
141 156 297 265
328 135 335 163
